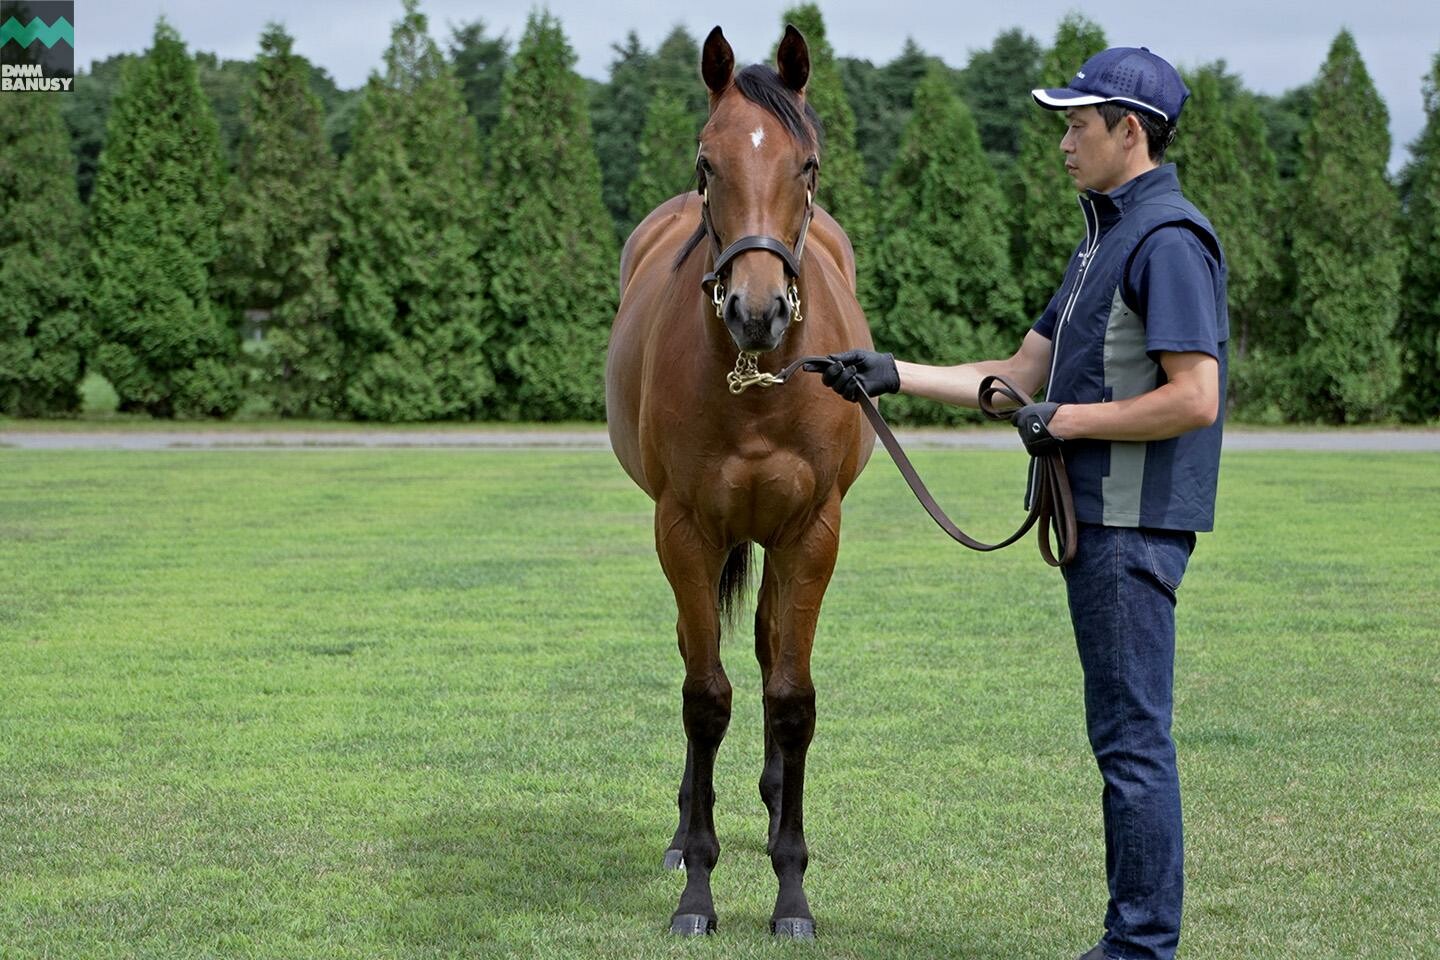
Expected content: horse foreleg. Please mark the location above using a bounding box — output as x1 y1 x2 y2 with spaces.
764 501 841 940
655 500 731 935
663 741 693 870
754 556 784 853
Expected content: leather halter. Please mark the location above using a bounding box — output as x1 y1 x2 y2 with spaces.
697 160 817 299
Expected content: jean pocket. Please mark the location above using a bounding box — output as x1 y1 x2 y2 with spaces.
1141 528 1194 594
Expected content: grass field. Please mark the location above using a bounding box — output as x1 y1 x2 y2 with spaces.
1 448 1436 959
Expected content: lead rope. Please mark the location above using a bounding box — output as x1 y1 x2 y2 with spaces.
730 357 1077 566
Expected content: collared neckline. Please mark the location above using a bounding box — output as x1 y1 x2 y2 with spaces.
1084 163 1181 228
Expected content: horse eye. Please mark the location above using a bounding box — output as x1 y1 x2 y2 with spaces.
698 156 715 177
802 156 818 174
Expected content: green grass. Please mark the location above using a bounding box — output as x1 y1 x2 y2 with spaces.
0 449 1436 959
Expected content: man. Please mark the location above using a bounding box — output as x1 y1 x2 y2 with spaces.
810 48 1226 960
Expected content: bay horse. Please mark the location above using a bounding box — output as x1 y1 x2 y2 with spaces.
605 24 874 939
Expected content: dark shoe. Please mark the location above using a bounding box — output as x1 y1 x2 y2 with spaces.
1076 947 1111 960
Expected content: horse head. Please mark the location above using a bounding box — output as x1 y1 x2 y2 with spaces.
697 25 818 354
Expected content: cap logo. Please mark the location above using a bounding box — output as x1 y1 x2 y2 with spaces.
1076 70 1086 78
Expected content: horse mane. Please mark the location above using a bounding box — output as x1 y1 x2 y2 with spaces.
672 64 825 272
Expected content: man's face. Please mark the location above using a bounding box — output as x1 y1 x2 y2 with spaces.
1060 105 1130 193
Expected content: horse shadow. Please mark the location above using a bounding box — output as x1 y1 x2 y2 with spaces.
375 793 1067 958
377 795 676 952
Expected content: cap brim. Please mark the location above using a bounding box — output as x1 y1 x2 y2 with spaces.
1031 88 1172 121
1031 87 1108 110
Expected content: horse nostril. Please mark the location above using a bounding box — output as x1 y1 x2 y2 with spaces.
723 293 742 326
768 295 788 324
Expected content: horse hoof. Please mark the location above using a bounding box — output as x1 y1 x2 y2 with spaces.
669 913 716 936
771 917 816 940
662 848 685 871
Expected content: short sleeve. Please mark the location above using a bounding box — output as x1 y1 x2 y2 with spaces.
1124 226 1225 361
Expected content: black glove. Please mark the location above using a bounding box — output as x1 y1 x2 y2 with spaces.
1011 402 1062 456
802 350 900 402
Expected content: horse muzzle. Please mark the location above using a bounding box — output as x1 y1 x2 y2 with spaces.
723 289 791 353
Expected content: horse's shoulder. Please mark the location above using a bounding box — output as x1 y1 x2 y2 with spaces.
619 194 703 294
806 206 858 292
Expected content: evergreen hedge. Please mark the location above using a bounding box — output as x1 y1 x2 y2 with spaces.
482 11 617 422
87 20 242 418
219 23 340 417
332 0 491 421
0 89 88 415
869 67 1022 424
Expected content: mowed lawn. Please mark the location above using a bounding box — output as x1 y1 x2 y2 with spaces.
0 447 1436 960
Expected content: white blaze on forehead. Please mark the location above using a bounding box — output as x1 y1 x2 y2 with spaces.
750 126 765 150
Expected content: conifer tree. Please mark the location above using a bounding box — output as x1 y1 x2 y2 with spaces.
628 89 697 222
1225 91 1286 358
849 39 933 189
870 67 1023 424
1397 50 1440 422
1012 14 1107 323
591 33 653 239
219 23 340 417
88 19 241 418
650 25 707 120
484 11 617 421
60 53 140 203
194 52 255 172
624 26 708 226
447 19 510 166
1291 30 1400 421
958 28 1043 174
779 5 877 309
332 0 490 421
614 26 708 237
1169 65 1290 417
0 91 88 415
1170 65 1282 360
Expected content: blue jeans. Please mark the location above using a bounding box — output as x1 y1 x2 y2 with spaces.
1062 523 1195 960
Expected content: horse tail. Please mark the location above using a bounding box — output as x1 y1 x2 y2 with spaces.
717 541 753 639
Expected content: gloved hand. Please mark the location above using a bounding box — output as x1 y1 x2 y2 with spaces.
1011 402 1062 456
802 350 900 402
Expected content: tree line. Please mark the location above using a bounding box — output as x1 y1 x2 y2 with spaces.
3 1 1438 423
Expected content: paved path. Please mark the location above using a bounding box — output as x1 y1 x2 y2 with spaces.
4 426 1439 451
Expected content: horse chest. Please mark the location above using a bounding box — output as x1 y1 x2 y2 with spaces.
681 446 821 540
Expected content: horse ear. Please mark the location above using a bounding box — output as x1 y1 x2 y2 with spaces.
776 24 809 94
702 26 734 97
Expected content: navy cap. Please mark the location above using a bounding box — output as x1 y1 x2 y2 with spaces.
1032 47 1189 122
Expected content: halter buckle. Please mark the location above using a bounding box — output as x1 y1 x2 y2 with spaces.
786 282 803 324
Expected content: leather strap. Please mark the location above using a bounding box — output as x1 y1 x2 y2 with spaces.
703 235 801 289
771 359 1078 566
699 184 814 294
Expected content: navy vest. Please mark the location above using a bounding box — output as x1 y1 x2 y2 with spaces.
1043 165 1228 532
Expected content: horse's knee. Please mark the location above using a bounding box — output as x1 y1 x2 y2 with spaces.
682 672 733 744
764 680 816 755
